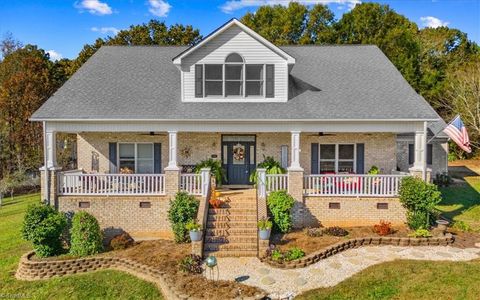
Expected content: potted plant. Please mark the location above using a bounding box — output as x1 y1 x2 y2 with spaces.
258 217 272 240
186 219 202 242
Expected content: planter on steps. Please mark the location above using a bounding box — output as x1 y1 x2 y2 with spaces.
189 230 203 242
259 228 271 240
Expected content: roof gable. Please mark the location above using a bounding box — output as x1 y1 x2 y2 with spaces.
172 18 295 65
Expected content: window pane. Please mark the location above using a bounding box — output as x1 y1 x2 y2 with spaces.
119 144 134 159
320 161 335 173
137 160 154 174
119 160 135 173
250 145 255 164
225 81 242 96
338 161 354 173
137 144 153 159
339 145 354 159
320 145 335 160
246 81 263 96
225 65 242 80
246 65 263 80
205 64 222 80
205 81 222 96
225 53 243 63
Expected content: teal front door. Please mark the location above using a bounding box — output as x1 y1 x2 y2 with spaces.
222 141 256 185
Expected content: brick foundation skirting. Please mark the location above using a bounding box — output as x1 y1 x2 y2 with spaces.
15 251 265 300
261 235 455 269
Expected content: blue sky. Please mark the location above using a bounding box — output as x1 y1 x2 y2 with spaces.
1 0 479 60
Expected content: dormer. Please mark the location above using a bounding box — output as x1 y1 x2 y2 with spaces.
173 19 295 102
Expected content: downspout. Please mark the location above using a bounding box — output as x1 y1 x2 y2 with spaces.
43 121 49 205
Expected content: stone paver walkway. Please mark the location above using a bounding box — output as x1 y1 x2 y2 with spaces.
207 246 480 299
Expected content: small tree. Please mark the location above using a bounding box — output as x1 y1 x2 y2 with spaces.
267 191 295 233
168 192 199 243
21 204 67 257
398 176 442 230
69 211 103 256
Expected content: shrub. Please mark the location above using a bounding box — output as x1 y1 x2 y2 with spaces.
433 172 452 187
168 192 199 243
324 226 349 237
408 228 432 238
373 220 393 236
194 159 226 186
284 247 305 261
179 254 203 274
270 249 283 262
305 227 323 237
110 232 134 250
452 220 471 232
21 204 67 257
257 217 272 230
69 211 103 256
249 156 285 184
267 190 295 233
399 176 442 230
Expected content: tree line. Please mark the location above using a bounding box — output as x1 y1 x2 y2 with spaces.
0 2 478 180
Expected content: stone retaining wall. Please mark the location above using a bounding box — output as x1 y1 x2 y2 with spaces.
261 235 455 269
16 251 265 300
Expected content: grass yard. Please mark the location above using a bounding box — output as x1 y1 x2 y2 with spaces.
437 160 480 231
0 193 162 300
297 259 480 300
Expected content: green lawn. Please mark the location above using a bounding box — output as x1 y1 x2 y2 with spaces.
297 259 480 300
437 176 480 231
0 193 162 300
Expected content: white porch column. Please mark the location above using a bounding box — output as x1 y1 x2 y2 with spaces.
289 131 303 171
409 122 431 181
165 130 179 170
45 130 57 169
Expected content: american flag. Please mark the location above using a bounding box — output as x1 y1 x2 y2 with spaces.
443 115 472 153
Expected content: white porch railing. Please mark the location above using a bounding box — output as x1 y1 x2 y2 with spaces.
266 174 288 193
180 173 203 196
58 173 166 195
303 174 407 197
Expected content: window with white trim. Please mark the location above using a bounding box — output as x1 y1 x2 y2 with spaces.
118 143 154 174
196 53 272 98
319 144 355 173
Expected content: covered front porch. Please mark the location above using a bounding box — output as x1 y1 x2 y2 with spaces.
40 119 431 202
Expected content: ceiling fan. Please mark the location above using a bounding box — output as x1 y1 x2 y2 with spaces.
137 132 167 136
307 132 336 137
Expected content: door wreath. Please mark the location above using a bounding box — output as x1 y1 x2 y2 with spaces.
233 144 245 161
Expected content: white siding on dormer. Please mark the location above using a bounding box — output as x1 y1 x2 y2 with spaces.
182 25 288 102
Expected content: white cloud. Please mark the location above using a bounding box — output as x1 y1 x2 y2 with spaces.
46 50 62 61
420 16 449 28
220 0 360 13
91 26 120 35
147 0 171 17
75 0 113 15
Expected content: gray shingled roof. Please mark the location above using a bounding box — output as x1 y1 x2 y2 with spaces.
31 45 440 121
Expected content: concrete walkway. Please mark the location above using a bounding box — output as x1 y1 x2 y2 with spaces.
208 246 480 299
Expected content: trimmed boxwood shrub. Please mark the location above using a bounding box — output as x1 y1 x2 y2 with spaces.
267 190 295 233
21 203 67 257
399 176 442 230
168 192 199 243
69 211 103 256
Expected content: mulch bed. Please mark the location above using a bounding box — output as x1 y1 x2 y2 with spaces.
108 240 263 299
270 226 480 254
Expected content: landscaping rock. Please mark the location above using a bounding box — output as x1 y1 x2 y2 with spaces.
294 277 307 286
260 276 276 285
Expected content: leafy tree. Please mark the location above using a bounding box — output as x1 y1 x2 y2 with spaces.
0 45 57 174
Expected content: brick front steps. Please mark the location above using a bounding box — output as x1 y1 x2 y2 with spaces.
203 189 258 258
16 251 266 300
261 235 455 269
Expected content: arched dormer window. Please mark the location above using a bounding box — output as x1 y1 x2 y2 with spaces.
225 53 244 96
196 52 273 99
